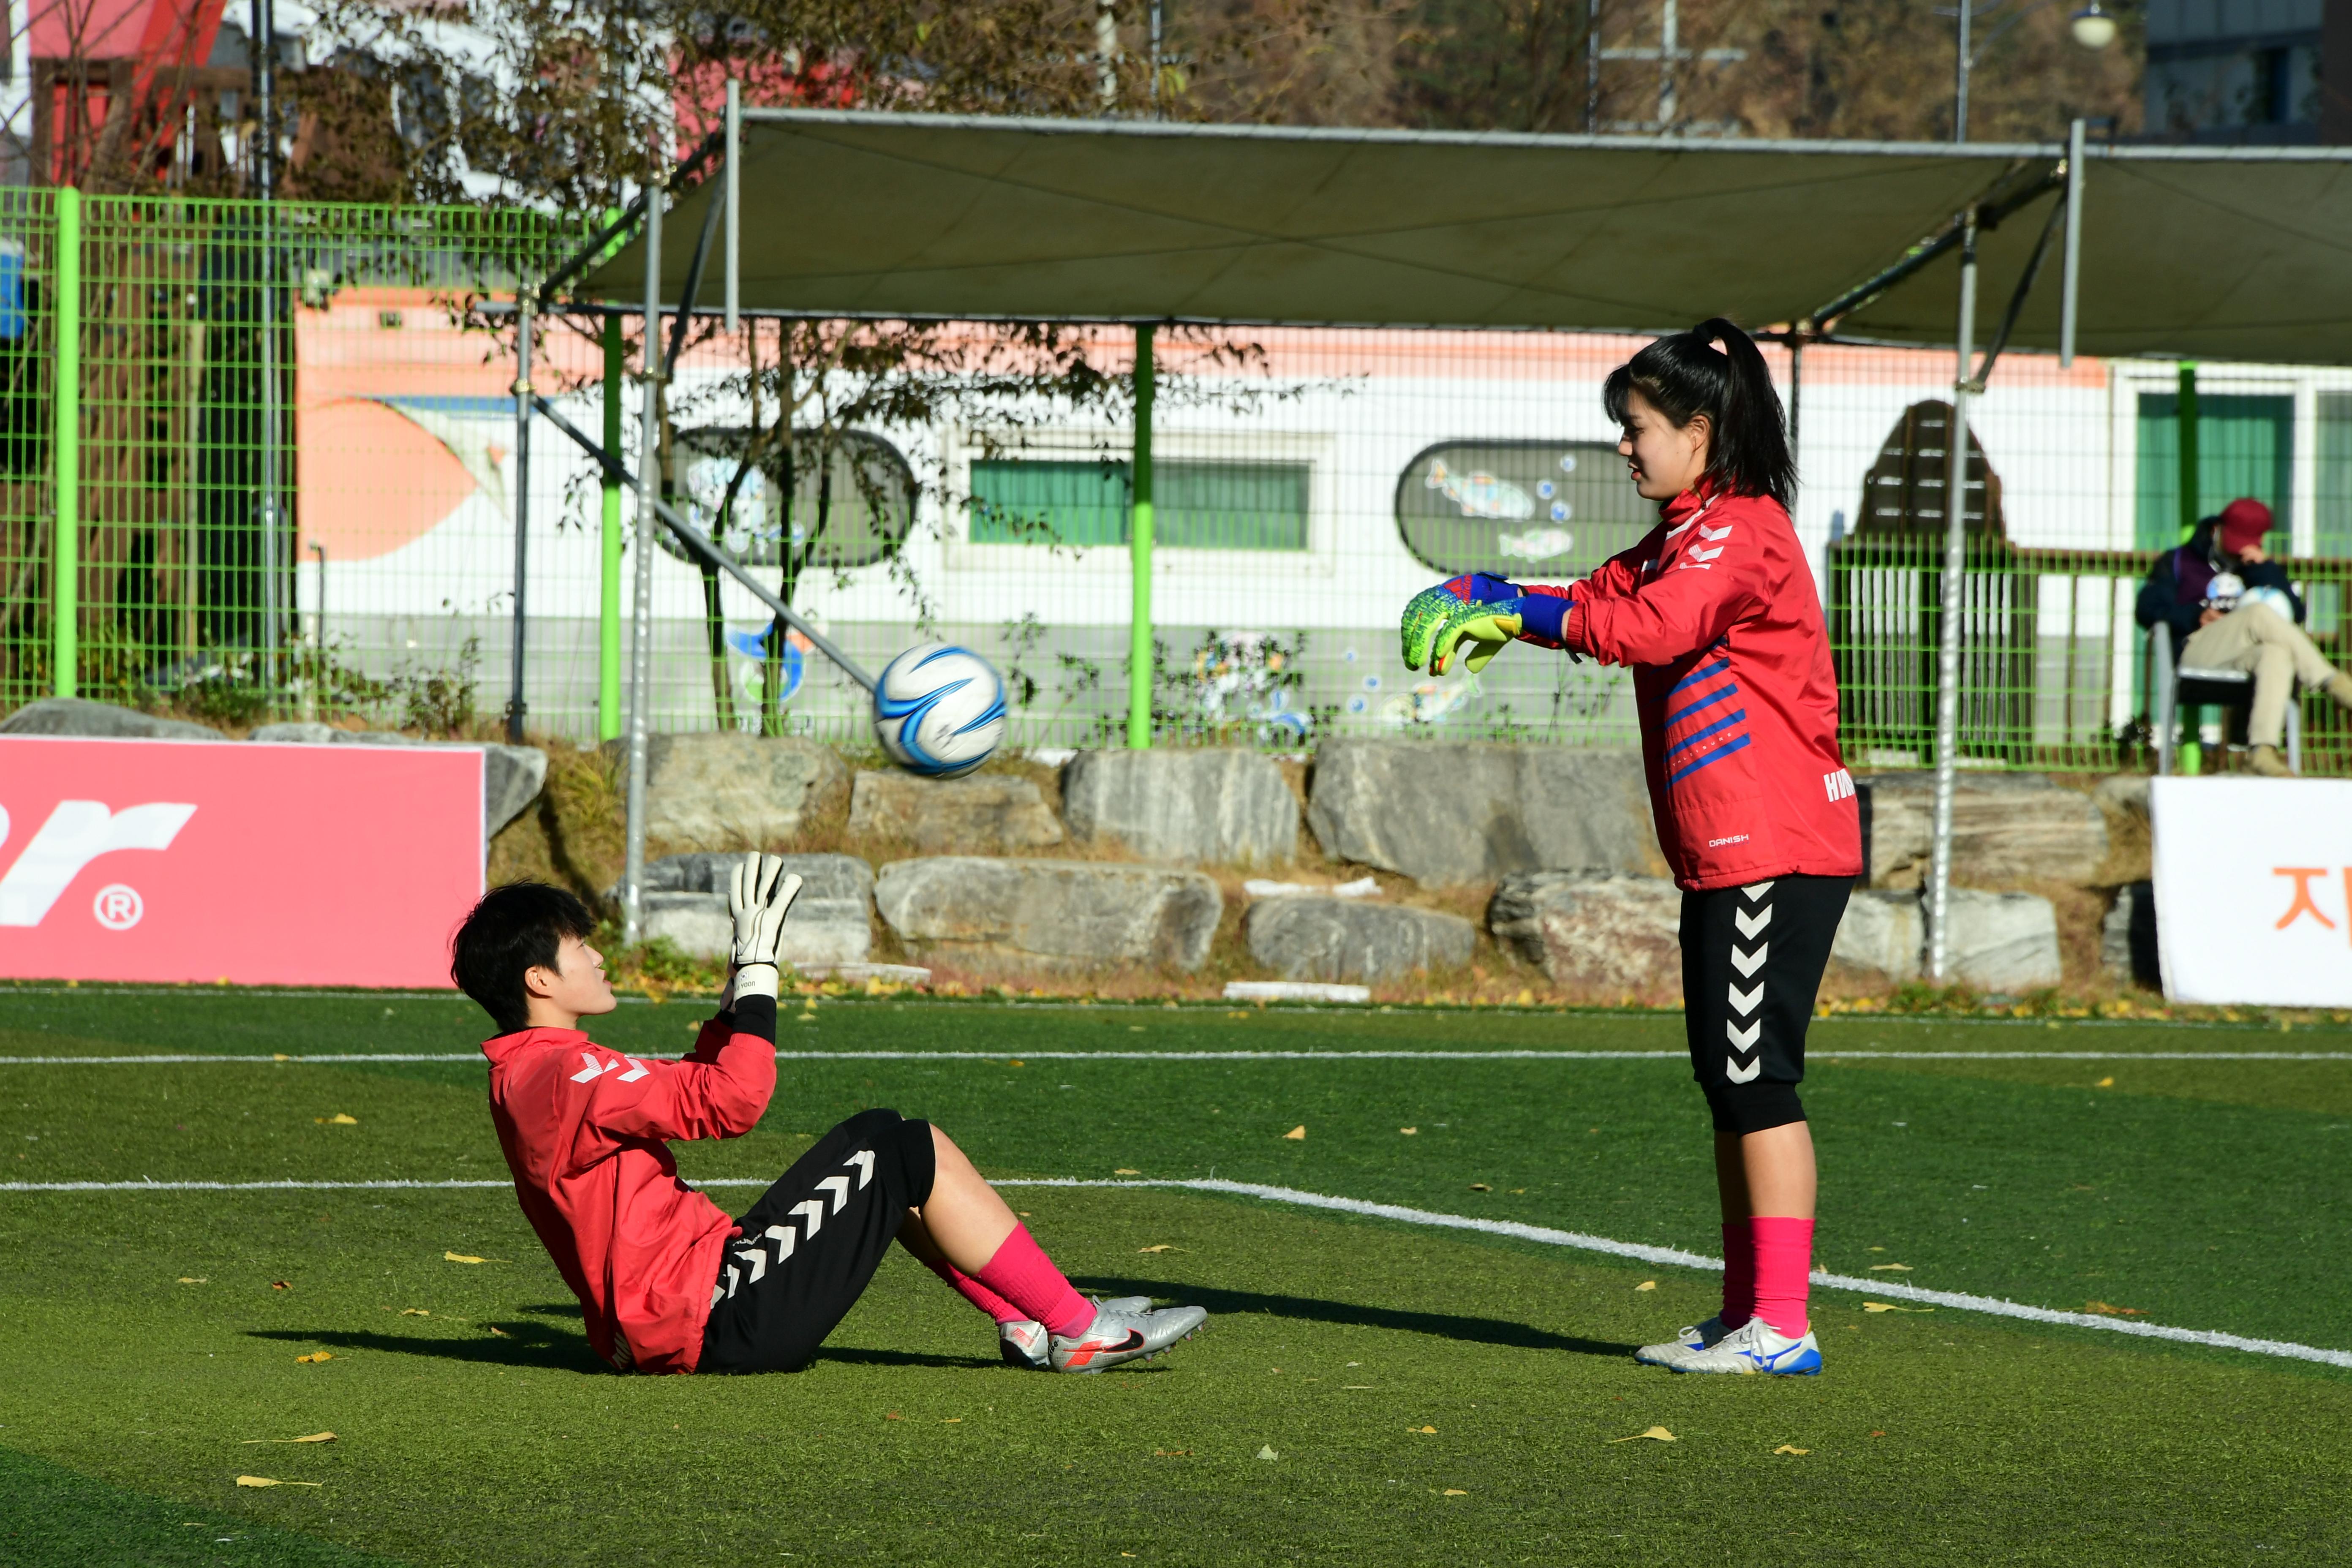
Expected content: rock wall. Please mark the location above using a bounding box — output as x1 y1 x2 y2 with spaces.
635 852 875 966
1063 749 1299 866
1859 772 2108 887
847 770 1062 854
876 857 1222 971
1244 896 1475 983
634 734 850 850
1487 872 1684 994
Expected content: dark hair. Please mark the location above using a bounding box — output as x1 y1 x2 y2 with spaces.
450 882 597 1034
1602 317 1796 509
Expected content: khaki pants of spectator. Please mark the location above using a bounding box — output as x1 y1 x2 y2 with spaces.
2179 602 2338 748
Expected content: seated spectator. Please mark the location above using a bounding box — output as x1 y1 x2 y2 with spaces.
2136 497 2352 776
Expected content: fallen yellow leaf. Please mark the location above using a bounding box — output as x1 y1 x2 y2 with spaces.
1469 1182 1491 1192
487 1326 510 1337
1634 1281 1657 1292
177 1277 206 1285
1443 1488 1469 1496
2084 1300 2147 1317
242 1433 336 1445
1137 1244 1173 1254
942 1418 962 1424
1413 1425 1437 1434
1862 1302 1933 1314
400 1308 430 1317
293 1352 333 1364
1868 1262 1913 1271
1008 1059 1025 1067
313 1114 358 1126
1607 1426 1676 1444
1113 1168 1142 1175
1256 1445 1280 1460
1282 1126 1306 1141
442 1252 505 1264
2097 1076 2115 1087
235 1475 323 1489
1154 1448 1192 1457
1773 1445 1810 1456
1399 1127 1418 1135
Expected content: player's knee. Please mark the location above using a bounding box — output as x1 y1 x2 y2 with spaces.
1704 1081 1806 1136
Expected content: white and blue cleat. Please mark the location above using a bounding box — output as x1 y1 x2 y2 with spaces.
1663 1315 1823 1375
1633 1314 1734 1369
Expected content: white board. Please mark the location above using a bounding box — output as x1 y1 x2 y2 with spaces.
2150 776 2352 1006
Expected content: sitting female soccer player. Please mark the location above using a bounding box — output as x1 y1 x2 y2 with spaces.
1402 318 1860 1376
451 862 1206 1375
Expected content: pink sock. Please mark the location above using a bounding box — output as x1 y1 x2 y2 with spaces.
922 1256 1026 1325
1750 1216 1815 1338
1719 1220 1755 1330
972 1224 1094 1338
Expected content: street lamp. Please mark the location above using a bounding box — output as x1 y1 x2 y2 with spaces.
1948 0 2122 142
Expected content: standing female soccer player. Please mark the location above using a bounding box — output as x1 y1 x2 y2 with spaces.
1402 318 1860 1375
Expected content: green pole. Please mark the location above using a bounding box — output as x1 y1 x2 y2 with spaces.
1127 323 1155 749
52 186 79 700
598 313 625 740
2177 361 2200 542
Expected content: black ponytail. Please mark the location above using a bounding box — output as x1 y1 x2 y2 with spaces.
1602 317 1796 509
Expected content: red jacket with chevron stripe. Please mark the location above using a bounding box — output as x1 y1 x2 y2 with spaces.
483 1007 776 1373
1525 486 1861 891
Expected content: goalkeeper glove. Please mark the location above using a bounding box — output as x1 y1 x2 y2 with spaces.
1400 575 1572 675
727 852 803 1002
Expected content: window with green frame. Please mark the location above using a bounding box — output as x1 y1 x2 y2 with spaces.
969 458 1309 550
2134 392 2294 551
2319 391 2352 560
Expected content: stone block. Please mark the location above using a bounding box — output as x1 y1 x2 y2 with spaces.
1487 871 1682 994
1945 889 2063 991
1307 740 1655 886
1242 896 1474 983
632 734 849 850
1 697 222 741
249 723 548 838
2102 880 2160 989
874 857 1222 971
1831 890 1924 984
631 851 874 966
1062 748 1298 866
847 769 1063 854
1857 772 2107 887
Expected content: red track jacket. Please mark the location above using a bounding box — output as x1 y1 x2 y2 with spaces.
1528 487 1861 890
483 1007 775 1374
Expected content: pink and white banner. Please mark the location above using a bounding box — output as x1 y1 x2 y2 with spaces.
0 736 482 988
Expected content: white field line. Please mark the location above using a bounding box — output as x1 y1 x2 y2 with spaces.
3 1173 2344 1371
4 1049 2352 1066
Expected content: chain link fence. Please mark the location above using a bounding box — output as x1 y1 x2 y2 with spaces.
5 191 2351 772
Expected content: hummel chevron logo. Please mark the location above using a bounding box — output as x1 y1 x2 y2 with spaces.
816 1175 852 1214
568 1053 648 1084
1724 1058 1762 1084
1731 944 1767 977
1687 544 1725 563
1735 906 1772 938
789 1199 827 1237
1726 1019 1761 1051
762 1224 797 1263
845 1150 874 1189
1728 981 1763 1015
732 1245 768 1284
1742 880 1775 899
1698 523 1732 541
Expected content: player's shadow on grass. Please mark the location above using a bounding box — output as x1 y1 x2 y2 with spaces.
1074 1277 1637 1359
248 1324 607 1375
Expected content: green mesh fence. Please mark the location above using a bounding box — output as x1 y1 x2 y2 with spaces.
5 191 2352 772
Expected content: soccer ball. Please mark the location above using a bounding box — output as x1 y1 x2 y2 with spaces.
2242 584 2297 621
873 644 1008 779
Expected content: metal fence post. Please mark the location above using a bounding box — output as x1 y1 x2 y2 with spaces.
623 177 663 946
52 185 78 700
599 312 625 740
507 293 533 743
1127 321 1155 749
1927 209 1978 985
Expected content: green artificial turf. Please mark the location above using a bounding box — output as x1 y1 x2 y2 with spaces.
2 993 2349 1565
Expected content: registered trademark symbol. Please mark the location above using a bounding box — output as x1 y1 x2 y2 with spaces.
93 884 144 931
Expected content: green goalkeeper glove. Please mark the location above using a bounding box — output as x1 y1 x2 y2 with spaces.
1401 573 1522 675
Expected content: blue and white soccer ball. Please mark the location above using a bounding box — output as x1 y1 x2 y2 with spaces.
873 644 1008 779
2242 584 2297 621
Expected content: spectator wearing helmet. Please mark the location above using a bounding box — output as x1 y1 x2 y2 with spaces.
2135 498 2352 776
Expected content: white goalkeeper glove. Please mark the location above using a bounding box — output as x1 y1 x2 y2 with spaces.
726 852 803 1003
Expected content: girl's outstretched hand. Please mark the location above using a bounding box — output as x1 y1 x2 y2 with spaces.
1401 574 1522 675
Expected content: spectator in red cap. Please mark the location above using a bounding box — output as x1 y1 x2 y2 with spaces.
2136 496 2352 775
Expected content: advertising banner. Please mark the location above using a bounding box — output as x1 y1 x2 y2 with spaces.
0 736 482 988
2151 776 2352 1007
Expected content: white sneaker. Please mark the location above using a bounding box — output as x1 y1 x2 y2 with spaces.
999 1296 1153 1369
1633 1314 1734 1369
1049 1302 1209 1374
1671 1315 1823 1376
